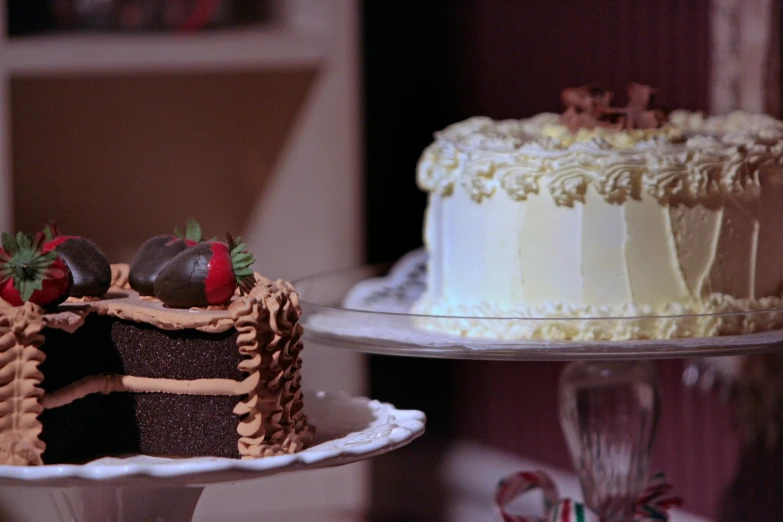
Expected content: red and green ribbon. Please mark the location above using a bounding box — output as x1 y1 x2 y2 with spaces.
494 470 681 522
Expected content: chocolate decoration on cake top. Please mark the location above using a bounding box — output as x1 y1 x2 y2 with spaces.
129 235 193 296
560 82 668 133
43 222 112 298
128 219 204 297
154 233 256 309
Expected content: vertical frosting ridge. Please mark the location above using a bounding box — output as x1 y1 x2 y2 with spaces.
750 218 760 298
229 274 314 459
662 207 691 299
579 189 630 306
698 207 724 297
619 204 633 304
0 302 46 465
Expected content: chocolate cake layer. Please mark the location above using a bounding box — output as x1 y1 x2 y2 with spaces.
38 315 245 463
110 319 244 381
39 316 124 392
39 394 139 464
40 393 241 462
135 394 240 458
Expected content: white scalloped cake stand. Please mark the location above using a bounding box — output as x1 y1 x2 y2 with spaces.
0 390 426 522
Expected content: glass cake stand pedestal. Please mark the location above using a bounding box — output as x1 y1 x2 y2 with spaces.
294 258 783 522
0 390 426 522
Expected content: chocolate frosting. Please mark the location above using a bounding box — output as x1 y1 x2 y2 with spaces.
111 263 130 289
0 302 46 465
560 82 668 132
229 275 314 458
41 374 258 409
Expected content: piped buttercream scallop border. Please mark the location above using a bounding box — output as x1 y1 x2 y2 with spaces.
417 113 783 206
411 292 783 341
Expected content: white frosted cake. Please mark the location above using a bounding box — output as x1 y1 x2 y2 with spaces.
412 84 783 340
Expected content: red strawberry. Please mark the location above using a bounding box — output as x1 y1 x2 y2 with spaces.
42 222 111 297
0 231 72 307
153 233 255 308
128 218 203 296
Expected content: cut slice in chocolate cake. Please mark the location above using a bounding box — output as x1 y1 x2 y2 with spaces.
0 264 314 465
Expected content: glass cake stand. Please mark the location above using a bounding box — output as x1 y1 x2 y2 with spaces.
0 390 425 522
294 252 783 522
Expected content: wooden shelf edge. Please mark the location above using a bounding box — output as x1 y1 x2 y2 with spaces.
3 27 328 74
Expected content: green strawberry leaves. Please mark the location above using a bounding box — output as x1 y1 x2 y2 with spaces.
226 232 256 294
42 221 60 242
185 218 202 242
173 218 203 242
16 276 44 302
1 231 17 254
0 231 59 302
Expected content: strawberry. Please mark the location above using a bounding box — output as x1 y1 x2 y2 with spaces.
128 218 203 296
42 222 111 297
0 231 72 307
153 233 255 308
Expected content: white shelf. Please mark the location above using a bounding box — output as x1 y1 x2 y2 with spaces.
3 26 328 75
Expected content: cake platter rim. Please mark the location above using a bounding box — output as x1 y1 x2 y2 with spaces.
0 390 426 487
300 321 783 360
295 261 783 361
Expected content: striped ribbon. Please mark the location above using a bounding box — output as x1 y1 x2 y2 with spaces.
494 470 682 522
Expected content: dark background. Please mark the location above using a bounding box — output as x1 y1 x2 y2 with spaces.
364 1 460 435
363 5 460 519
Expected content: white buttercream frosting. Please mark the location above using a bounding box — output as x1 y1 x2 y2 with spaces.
417 112 783 207
414 111 783 340
411 294 783 341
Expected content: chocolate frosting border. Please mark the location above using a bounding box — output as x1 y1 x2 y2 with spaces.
48 264 237 333
229 275 314 458
0 302 46 465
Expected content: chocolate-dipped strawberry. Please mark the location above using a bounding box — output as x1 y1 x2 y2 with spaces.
0 231 72 307
153 233 255 308
128 219 203 296
43 222 111 297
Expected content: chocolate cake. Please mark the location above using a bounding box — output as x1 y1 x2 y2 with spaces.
0 264 314 465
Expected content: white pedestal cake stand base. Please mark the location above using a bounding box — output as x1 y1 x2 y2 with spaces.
0 390 426 522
